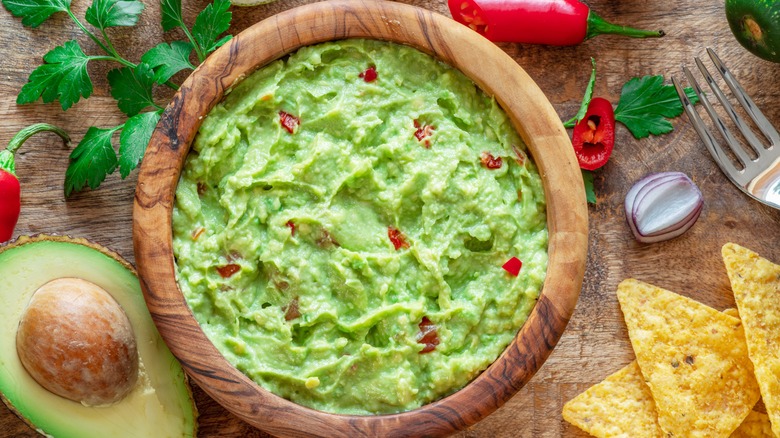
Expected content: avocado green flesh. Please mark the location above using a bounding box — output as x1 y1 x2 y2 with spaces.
0 239 196 437
173 39 548 415
726 0 780 62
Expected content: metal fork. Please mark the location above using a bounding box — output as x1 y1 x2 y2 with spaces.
672 48 780 210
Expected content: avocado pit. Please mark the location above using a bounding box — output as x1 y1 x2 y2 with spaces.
15 277 139 406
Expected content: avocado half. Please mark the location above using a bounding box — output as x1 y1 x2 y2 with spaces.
726 0 780 63
0 235 197 437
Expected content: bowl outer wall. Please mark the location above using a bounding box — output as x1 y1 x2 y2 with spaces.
132 0 588 436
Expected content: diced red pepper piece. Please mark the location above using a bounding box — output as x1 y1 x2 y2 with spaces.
480 152 503 169
413 119 435 148
359 66 378 82
417 316 440 354
286 220 296 236
571 97 615 170
283 297 301 321
387 226 409 250
279 111 300 134
502 257 523 277
216 263 240 278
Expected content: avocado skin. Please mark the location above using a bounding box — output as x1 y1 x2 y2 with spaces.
726 0 780 63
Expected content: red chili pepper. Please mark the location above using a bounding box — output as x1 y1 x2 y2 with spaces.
448 0 664 45
359 66 378 82
0 124 70 243
279 111 300 134
216 264 241 278
571 97 615 171
480 152 503 169
417 316 440 354
388 226 409 250
413 119 435 147
502 257 523 276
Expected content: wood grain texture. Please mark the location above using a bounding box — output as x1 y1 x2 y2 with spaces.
2 0 780 436
133 1 586 436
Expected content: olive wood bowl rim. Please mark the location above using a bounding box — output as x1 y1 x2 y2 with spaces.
132 1 588 436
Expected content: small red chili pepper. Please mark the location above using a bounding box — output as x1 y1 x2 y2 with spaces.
502 257 523 276
279 111 300 134
480 152 503 169
571 97 615 171
359 66 378 82
448 0 664 45
0 124 70 243
417 316 440 354
388 226 409 250
216 264 241 278
283 297 301 321
413 119 435 147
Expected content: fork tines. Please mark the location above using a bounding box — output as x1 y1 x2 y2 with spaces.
672 49 780 204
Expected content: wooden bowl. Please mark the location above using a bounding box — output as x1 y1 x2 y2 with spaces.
133 0 588 436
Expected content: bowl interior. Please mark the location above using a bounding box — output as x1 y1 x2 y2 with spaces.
132 1 587 436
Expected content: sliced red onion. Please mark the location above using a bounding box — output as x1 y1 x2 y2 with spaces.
625 172 704 243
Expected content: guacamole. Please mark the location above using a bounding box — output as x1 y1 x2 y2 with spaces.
172 39 548 415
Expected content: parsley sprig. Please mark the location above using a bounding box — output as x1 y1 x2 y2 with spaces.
3 0 232 196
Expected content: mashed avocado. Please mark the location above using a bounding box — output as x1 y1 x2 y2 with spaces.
172 39 548 415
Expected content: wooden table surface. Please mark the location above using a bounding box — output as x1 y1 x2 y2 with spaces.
1 0 779 436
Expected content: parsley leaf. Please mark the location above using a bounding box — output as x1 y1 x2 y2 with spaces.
563 58 597 129
65 126 119 196
614 75 699 139
18 40 92 110
107 63 157 116
1 0 70 28
582 170 596 204
192 0 232 56
119 111 160 178
85 0 144 30
160 0 183 32
141 41 195 84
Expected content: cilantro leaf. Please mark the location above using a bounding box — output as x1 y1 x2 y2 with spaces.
614 75 700 139
65 126 119 196
160 0 183 32
85 0 144 30
17 40 92 110
118 111 161 178
192 0 232 56
563 58 597 129
107 63 157 117
582 170 596 204
2 0 70 28
141 41 195 84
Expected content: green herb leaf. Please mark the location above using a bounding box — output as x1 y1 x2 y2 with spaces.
582 170 596 204
2 0 70 28
160 0 183 32
118 111 160 178
65 126 119 196
18 40 92 110
107 63 157 117
85 0 144 29
614 75 699 139
141 41 195 84
192 0 232 56
563 58 597 129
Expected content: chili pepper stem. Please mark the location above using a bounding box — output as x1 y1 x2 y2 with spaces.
586 12 665 40
0 124 71 175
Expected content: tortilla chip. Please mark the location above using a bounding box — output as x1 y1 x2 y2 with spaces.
617 279 760 437
723 308 740 318
731 410 775 437
723 243 780 437
562 361 663 437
